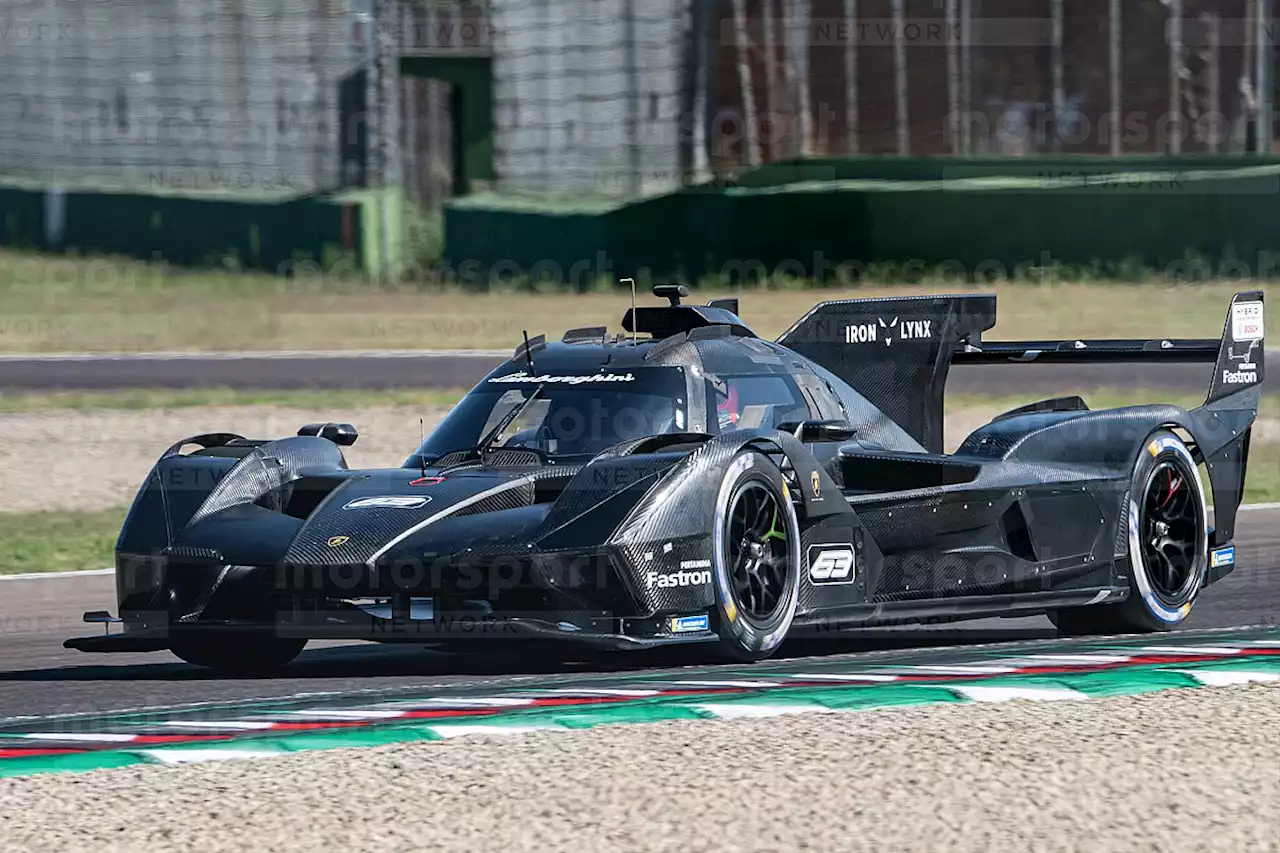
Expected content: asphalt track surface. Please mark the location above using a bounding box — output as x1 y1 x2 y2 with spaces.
0 508 1274 723
2 349 1277 394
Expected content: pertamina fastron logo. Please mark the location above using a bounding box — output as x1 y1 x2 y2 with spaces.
844 317 933 346
646 566 712 589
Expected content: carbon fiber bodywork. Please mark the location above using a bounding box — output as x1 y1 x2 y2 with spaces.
68 288 1264 659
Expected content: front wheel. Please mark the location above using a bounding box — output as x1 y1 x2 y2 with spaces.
709 450 802 662
170 631 307 676
1051 430 1208 636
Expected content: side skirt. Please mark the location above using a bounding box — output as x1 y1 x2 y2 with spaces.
791 587 1129 634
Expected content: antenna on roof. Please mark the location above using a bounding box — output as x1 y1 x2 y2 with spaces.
521 329 537 373
419 417 427 479
621 277 637 345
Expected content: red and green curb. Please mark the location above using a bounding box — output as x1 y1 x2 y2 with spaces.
1 633 1277 778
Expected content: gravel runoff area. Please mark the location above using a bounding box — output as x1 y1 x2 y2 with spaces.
6 404 1279 513
0 406 452 513
0 683 1276 853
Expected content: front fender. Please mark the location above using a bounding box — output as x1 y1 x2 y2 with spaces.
609 428 842 548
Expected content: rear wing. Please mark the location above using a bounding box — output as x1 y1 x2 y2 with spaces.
777 291 1264 453
954 290 1264 408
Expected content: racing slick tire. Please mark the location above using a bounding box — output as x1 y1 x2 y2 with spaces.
1050 430 1208 636
709 449 802 662
170 631 307 676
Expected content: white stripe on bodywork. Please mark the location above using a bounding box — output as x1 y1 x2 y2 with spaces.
364 475 541 570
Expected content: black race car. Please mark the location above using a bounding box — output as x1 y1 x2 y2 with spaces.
67 286 1263 673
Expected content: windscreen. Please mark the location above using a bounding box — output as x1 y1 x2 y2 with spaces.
412 367 688 460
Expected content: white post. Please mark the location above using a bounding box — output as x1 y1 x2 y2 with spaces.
401 2 417 203
1109 0 1121 155
732 0 762 165
692 0 710 177
947 0 959 153
844 0 858 153
1051 0 1063 152
761 0 780 159
892 0 908 155
1207 11 1221 153
1257 0 1273 154
790 0 814 156
960 0 973 154
1169 0 1183 154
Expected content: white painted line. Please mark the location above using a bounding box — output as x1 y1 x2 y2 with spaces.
414 697 535 708
672 680 783 689
1174 670 1280 687
1129 646 1242 656
0 568 114 582
691 703 834 719
284 709 409 720
18 733 138 743
533 688 662 698
1015 654 1133 665
158 721 278 731
951 685 1088 703
0 349 510 362
788 673 901 683
1246 640 1280 647
426 724 556 739
900 665 1021 675
137 748 280 765
1238 502 1280 512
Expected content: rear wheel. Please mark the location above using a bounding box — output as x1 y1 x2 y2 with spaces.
1051 430 1207 636
170 631 306 676
710 450 801 662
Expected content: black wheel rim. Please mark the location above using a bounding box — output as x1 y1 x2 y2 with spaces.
1140 459 1201 599
726 481 790 621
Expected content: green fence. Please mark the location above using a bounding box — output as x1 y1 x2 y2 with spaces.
0 185 405 276
444 161 1280 287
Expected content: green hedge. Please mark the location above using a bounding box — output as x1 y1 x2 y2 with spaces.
0 186 364 273
444 162 1280 286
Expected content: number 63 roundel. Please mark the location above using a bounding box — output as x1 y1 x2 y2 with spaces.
807 544 856 585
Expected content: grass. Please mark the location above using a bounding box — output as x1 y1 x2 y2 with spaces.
0 248 1272 352
0 508 126 575
0 388 468 412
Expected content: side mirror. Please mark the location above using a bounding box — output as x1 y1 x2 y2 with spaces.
298 422 359 446
781 419 857 443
